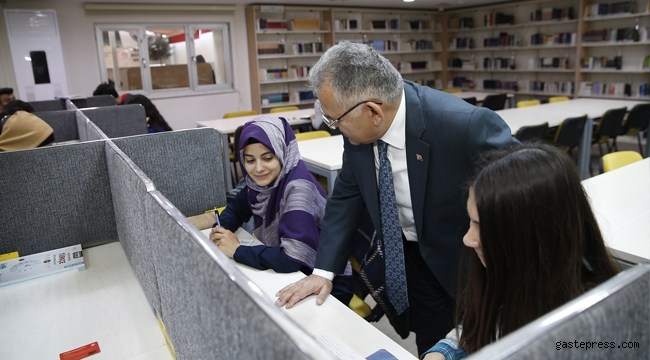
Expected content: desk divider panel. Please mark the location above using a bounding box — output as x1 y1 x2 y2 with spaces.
33 110 79 142
104 141 161 316
27 99 67 112
81 104 148 138
0 141 118 256
146 189 331 360
111 128 226 216
471 263 650 359
76 111 109 142
71 95 115 109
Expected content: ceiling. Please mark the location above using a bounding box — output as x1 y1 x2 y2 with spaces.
45 0 518 11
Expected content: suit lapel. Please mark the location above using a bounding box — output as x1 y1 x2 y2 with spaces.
345 139 382 229
403 82 430 240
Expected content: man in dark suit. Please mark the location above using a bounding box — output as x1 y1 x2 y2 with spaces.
276 41 516 355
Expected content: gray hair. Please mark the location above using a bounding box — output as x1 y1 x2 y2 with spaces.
308 41 403 113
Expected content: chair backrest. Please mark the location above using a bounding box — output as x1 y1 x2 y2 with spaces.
443 88 462 93
71 95 116 109
223 110 258 118
232 125 244 163
482 94 508 111
516 100 541 108
270 106 300 113
593 107 627 144
469 263 650 359
549 96 570 103
515 122 549 142
295 130 331 141
462 97 477 106
620 103 650 136
554 114 587 152
601 151 643 172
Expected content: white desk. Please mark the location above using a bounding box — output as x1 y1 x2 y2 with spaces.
204 228 417 359
497 98 649 179
197 109 313 191
0 242 172 360
582 158 650 264
298 135 344 195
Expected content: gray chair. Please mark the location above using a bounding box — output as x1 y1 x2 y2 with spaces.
469 263 650 359
591 107 627 156
482 94 508 111
615 103 650 156
515 122 549 143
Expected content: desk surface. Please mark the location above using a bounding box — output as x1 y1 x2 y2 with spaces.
496 98 649 133
205 228 417 359
582 158 650 264
0 242 171 360
197 109 313 134
298 135 344 171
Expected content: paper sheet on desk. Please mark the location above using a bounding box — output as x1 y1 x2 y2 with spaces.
317 331 365 360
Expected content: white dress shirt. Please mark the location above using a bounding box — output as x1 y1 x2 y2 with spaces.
313 91 416 281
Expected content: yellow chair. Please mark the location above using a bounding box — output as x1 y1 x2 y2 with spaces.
549 96 570 103
443 88 462 93
516 100 541 108
295 130 331 141
223 110 257 118
601 151 643 173
270 106 299 113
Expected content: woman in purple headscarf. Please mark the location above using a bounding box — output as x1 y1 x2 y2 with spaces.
210 115 352 303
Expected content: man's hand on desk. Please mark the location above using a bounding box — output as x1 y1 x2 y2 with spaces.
275 274 332 308
210 227 240 258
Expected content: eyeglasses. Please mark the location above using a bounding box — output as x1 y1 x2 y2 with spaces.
321 100 383 129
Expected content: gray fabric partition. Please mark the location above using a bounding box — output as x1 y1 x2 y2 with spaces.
470 263 650 359
71 95 115 109
28 99 67 112
0 141 118 256
75 111 108 142
111 128 226 216
104 141 161 316
147 190 330 360
82 104 148 138
33 110 79 142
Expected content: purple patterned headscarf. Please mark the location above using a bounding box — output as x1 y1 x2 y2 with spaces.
238 115 327 268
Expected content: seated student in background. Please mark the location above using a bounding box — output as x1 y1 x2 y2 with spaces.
0 111 54 151
210 115 352 305
92 82 122 105
0 100 34 119
422 142 620 360
122 94 173 133
0 87 16 112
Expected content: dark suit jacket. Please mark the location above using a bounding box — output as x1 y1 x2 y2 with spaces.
314 81 516 297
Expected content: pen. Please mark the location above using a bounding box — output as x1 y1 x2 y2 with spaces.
214 207 221 228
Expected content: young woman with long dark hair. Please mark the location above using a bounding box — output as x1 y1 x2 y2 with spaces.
422 142 620 360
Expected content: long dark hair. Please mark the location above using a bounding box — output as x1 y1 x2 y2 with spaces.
124 94 172 132
458 142 619 353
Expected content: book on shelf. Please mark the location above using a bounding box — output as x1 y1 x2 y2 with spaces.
289 18 320 30
288 42 323 55
257 18 288 31
334 19 358 31
530 7 574 21
0 244 85 287
261 92 290 105
368 19 399 30
289 65 311 78
257 42 285 55
584 2 637 18
407 20 435 31
259 68 289 81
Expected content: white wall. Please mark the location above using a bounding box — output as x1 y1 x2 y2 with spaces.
0 1 252 130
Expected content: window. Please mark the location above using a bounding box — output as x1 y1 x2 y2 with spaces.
95 24 233 95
